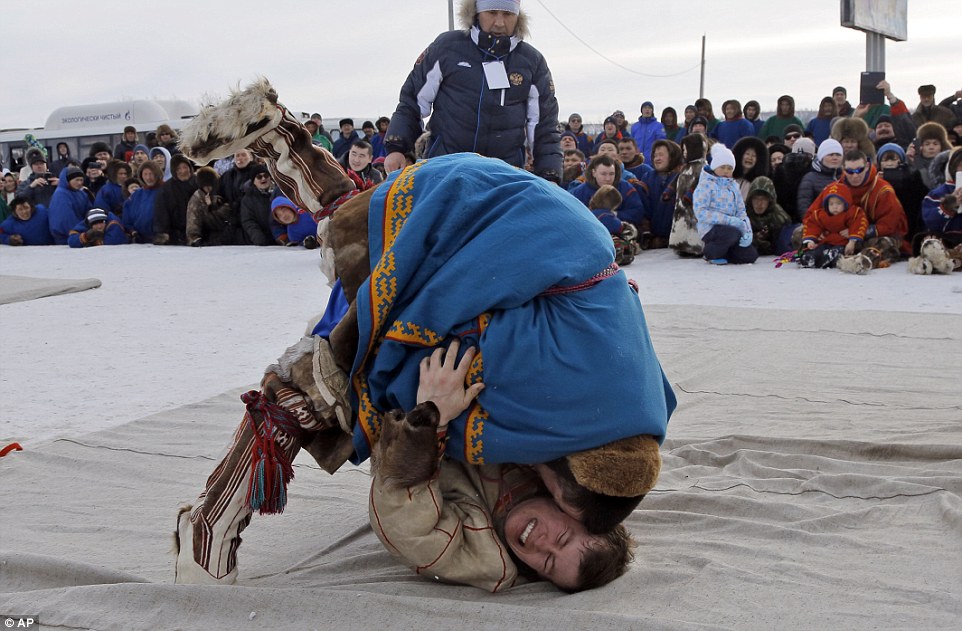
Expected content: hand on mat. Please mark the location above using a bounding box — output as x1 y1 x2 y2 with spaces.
416 339 484 429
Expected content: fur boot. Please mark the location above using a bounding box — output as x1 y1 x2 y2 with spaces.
910 237 956 275
837 253 872 275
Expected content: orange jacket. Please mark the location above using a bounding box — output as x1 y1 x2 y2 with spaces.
802 182 869 246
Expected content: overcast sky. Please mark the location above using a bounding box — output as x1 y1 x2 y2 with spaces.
2 0 956 130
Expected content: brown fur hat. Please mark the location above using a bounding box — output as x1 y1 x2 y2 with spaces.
588 184 622 211
651 139 684 173
105 159 131 183
566 434 662 497
830 117 875 160
195 166 219 190
137 160 163 185
916 122 951 151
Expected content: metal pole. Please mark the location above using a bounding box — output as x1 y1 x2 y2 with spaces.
699 35 706 99
866 32 885 72
448 0 455 31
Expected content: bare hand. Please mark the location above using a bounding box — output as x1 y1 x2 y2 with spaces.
844 240 856 256
876 80 892 98
384 151 407 173
805 241 816 250
854 103 870 118
416 339 485 428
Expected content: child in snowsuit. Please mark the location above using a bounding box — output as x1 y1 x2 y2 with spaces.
799 181 868 268
693 143 758 264
744 176 792 255
270 197 319 249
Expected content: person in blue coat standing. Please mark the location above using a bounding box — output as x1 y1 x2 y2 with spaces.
123 161 164 243
712 100 756 148
47 166 94 245
0 197 53 245
630 101 667 164
67 207 128 248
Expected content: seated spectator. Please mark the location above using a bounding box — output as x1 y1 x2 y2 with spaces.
760 95 803 141
1 172 18 221
123 161 164 243
50 142 73 175
361 120 376 143
218 149 257 230
687 116 709 137
587 185 639 266
797 139 844 214
186 166 233 247
693 143 757 264
772 139 815 224
732 136 769 199
661 107 684 142
67 207 127 248
565 113 592 156
611 109 630 136
631 101 667 164
115 126 139 161
745 176 791 255
618 137 653 180
240 164 281 245
782 124 803 149
149 147 173 181
920 147 961 249
641 139 684 248
131 144 150 171
833 86 854 118
341 140 383 190
559 131 578 154
712 99 755 148
809 150 909 261
768 143 790 171
372 156 387 180
914 122 953 191
0 197 52 246
561 149 585 189
270 196 319 249
670 133 709 257
153 154 198 245
569 155 645 232
47 166 93 245
694 98 719 133
831 116 875 162
912 84 956 129
743 100 764 136
82 157 108 196
332 118 360 161
591 117 624 155
877 143 927 241
799 181 867 269
805 97 837 147
93 160 130 217
122 177 141 201
156 124 181 156
16 149 58 210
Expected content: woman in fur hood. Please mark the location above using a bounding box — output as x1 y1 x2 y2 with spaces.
381 0 561 181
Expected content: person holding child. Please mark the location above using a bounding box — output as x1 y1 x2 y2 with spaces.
587 184 640 266
693 143 758 264
798 181 868 269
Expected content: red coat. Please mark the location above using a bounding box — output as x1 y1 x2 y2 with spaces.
803 182 869 246
807 165 908 241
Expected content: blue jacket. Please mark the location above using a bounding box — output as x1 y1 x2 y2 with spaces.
93 181 125 216
370 133 387 159
630 117 667 164
0 206 53 245
384 27 561 178
693 167 752 239
712 118 755 149
47 169 93 245
67 212 127 248
805 116 834 147
569 179 645 228
922 182 960 233
122 186 159 240
642 169 680 238
284 211 319 244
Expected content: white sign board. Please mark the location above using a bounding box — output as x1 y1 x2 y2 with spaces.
841 0 907 41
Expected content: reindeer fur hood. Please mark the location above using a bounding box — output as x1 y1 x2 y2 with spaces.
459 0 530 39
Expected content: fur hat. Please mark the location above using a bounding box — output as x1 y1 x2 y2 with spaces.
124 125 137 134
88 141 111 157
105 159 130 182
947 147 962 182
816 138 844 163
156 124 177 139
916 121 951 150
652 139 684 172
566 435 662 497
195 166 219 190
831 117 874 159
709 143 735 170
918 84 936 96
338 118 354 128
85 208 108 226
732 136 768 180
588 184 622 211
170 154 194 174
26 148 46 165
137 160 163 184
680 133 707 162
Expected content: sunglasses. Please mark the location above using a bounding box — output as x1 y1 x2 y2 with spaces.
785 133 801 140
844 166 867 175
255 174 271 180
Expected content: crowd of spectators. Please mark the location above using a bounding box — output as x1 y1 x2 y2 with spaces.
2 82 960 271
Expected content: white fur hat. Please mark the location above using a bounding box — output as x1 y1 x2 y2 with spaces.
710 143 736 170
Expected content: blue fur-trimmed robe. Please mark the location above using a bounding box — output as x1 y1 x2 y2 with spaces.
349 153 675 465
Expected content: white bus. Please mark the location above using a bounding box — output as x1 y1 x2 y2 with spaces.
0 99 198 172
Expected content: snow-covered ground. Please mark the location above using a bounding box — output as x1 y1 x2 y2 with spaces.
1 245 959 444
